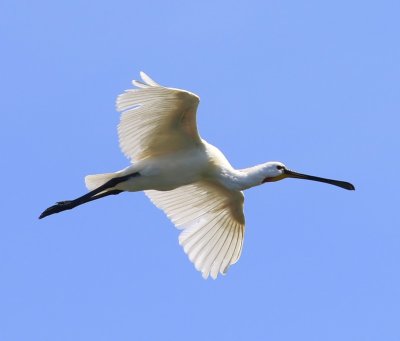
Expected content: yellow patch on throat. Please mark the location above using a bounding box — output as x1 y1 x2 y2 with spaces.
262 174 287 183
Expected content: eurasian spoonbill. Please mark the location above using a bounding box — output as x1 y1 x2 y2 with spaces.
39 72 355 279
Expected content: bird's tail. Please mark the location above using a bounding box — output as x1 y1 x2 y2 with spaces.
85 173 116 191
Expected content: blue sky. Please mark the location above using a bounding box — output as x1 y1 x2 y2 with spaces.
1 0 399 340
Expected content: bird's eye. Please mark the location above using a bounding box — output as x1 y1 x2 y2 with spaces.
276 165 284 170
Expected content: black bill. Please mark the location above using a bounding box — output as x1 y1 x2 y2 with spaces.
284 169 355 190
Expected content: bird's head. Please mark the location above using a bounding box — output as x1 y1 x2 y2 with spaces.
261 161 355 190
260 162 287 183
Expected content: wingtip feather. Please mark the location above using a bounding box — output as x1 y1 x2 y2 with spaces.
140 71 160 87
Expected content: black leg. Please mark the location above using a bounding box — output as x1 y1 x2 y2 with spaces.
39 172 139 219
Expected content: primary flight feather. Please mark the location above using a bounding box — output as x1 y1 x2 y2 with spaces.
40 72 354 279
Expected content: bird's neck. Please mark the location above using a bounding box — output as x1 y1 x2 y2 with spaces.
223 164 269 191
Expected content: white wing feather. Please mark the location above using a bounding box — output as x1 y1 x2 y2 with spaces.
117 73 245 279
116 72 201 162
145 182 245 279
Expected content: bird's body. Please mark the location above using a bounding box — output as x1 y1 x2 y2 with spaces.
104 140 263 193
40 72 354 279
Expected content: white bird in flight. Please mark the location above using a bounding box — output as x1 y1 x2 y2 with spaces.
40 72 355 279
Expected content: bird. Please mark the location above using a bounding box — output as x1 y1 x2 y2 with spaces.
39 72 355 279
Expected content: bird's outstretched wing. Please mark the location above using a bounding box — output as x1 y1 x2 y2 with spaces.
116 72 201 162
145 182 245 279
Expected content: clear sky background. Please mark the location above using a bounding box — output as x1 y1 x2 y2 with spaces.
1 1 399 340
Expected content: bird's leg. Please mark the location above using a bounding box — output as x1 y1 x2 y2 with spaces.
39 172 139 219
40 190 124 218
56 190 125 208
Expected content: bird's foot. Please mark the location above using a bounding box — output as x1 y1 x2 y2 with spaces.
39 200 75 219
56 200 73 205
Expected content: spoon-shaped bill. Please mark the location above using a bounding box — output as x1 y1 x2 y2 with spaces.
284 169 355 190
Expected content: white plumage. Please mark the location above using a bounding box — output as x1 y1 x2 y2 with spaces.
40 72 355 279
109 72 244 279
117 77 200 162
146 182 244 279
